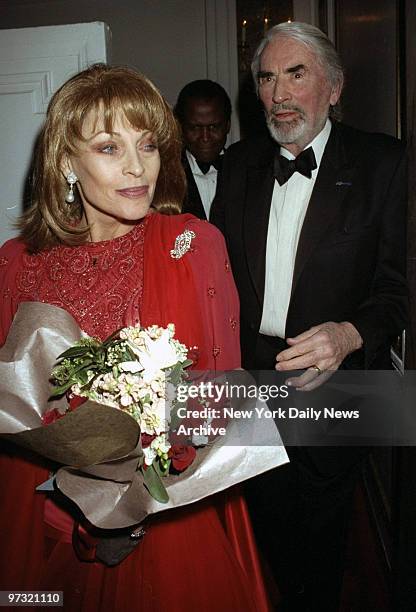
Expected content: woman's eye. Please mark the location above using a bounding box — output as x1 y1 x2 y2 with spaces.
143 143 158 152
100 144 117 154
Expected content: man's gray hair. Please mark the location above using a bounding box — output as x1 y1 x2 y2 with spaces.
251 21 344 116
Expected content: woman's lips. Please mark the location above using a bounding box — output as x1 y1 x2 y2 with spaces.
117 186 149 199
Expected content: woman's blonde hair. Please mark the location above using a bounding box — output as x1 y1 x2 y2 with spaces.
19 63 186 251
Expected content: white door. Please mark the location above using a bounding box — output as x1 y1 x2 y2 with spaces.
0 22 110 246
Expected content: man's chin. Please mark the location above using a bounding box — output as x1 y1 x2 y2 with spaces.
191 149 222 164
268 120 305 145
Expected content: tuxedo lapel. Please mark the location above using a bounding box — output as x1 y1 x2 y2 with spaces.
243 139 275 304
182 155 207 220
291 123 355 295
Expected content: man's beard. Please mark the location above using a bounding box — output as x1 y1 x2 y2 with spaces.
265 104 306 144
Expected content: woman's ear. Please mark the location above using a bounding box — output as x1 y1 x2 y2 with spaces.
60 156 73 180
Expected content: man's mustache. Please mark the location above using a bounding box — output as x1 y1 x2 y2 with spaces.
270 104 305 117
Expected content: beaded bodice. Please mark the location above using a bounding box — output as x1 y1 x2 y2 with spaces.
14 218 148 339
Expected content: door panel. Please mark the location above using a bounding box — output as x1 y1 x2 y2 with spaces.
0 22 109 245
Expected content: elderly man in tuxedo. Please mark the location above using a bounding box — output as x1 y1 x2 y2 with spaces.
211 22 407 611
175 80 231 220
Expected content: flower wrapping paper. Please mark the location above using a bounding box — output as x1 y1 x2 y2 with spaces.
0 302 288 529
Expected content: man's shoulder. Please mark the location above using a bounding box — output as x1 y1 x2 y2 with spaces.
223 134 275 165
334 122 405 156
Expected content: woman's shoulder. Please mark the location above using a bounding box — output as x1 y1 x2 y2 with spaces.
0 237 27 265
149 212 225 246
183 215 224 242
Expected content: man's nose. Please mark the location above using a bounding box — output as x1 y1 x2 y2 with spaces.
272 79 291 104
200 126 211 141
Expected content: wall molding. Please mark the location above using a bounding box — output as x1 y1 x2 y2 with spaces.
205 0 240 143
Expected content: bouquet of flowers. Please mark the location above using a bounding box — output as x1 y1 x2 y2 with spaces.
46 323 195 503
0 302 288 534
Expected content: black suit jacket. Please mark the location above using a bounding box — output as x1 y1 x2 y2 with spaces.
181 154 208 220
210 122 408 369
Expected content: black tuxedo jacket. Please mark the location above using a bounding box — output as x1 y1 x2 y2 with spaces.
181 154 208 220
210 122 408 369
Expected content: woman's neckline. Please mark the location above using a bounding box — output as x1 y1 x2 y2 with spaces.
66 214 152 251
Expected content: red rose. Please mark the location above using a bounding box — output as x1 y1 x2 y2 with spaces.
187 346 200 366
68 394 87 411
168 444 196 472
42 408 65 425
141 433 156 448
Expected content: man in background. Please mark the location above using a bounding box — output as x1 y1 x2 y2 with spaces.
175 80 231 219
211 21 407 611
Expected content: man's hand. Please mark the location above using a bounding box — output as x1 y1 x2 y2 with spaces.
275 321 363 391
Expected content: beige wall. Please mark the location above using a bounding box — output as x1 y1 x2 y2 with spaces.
0 0 208 106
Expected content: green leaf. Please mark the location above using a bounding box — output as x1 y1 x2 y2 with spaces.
166 362 184 386
123 347 137 361
170 401 186 431
102 328 123 346
76 369 91 385
141 464 169 503
154 457 171 477
49 381 74 397
57 345 93 360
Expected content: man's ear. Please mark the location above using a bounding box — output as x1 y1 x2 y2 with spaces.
330 78 343 107
225 120 231 134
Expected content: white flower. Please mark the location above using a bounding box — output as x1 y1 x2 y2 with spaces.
142 433 171 466
151 433 171 455
143 445 157 466
98 372 119 392
119 361 143 373
117 373 144 407
71 383 82 396
129 328 186 378
140 403 167 436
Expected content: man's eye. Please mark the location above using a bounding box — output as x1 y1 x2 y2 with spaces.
293 72 303 79
187 125 205 133
259 75 276 86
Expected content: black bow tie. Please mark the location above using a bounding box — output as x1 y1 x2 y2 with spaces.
273 147 317 186
195 157 222 174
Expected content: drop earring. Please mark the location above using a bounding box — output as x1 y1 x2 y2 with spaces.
65 172 78 203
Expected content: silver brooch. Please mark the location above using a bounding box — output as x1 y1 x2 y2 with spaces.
170 229 196 259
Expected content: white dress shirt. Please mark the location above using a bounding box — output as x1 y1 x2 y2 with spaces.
260 119 332 338
186 150 219 219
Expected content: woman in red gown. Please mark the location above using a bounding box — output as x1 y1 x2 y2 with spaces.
0 64 271 611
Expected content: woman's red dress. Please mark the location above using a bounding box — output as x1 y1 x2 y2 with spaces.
0 213 271 611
